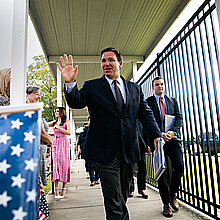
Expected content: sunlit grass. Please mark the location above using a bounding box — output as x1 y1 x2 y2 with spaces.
146 151 220 218
43 176 52 195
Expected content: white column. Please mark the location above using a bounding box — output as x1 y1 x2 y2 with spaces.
57 66 62 106
11 0 29 105
132 61 137 82
66 103 69 120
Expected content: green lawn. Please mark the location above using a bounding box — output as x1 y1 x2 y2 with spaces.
43 177 52 195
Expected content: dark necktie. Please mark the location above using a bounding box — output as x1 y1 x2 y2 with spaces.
113 80 124 113
159 96 165 125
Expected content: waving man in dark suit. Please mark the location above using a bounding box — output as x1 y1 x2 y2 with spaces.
57 47 161 220
147 76 184 218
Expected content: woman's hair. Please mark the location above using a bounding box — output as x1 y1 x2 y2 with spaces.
26 85 40 94
54 107 67 126
0 68 11 100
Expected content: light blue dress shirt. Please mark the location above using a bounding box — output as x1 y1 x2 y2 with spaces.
104 75 126 104
65 81 76 92
154 94 167 113
154 94 167 132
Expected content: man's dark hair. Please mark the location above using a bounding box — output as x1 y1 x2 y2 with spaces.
83 123 88 127
100 47 123 62
152 76 163 87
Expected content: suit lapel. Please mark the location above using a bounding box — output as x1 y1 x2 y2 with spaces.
164 95 172 114
123 78 128 106
152 96 160 114
152 96 163 128
121 77 131 114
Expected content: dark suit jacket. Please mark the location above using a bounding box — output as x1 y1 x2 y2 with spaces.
65 75 161 164
146 95 183 148
137 120 148 153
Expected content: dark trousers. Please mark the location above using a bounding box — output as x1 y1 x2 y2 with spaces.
95 152 134 220
85 160 89 172
88 161 99 182
158 140 184 204
130 152 146 192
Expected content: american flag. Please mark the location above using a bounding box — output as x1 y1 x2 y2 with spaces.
39 177 50 220
0 105 41 220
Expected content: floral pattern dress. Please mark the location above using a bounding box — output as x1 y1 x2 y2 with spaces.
52 121 70 182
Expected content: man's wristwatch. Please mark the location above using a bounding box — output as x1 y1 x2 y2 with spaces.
173 131 177 136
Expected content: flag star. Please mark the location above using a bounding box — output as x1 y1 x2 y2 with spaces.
11 173 26 188
25 159 38 172
0 159 11 174
11 144 25 157
11 119 24 129
12 206 27 220
0 132 11 144
0 113 9 119
26 189 37 202
0 191 12 207
24 111 35 118
24 131 36 143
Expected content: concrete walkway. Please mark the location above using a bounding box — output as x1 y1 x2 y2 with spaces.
47 159 212 220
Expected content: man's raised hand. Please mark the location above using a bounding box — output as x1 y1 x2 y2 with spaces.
56 54 78 83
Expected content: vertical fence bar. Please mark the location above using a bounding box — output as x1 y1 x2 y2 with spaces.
198 10 213 215
173 42 188 203
188 18 205 209
139 0 219 218
184 23 202 207
209 7 220 206
180 33 196 204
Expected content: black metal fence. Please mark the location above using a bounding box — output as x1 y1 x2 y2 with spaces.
137 0 220 219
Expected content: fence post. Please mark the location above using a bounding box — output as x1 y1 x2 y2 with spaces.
156 53 161 77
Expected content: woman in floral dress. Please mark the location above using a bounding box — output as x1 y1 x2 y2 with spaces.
48 107 71 199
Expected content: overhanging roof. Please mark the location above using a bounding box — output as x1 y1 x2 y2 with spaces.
29 0 190 128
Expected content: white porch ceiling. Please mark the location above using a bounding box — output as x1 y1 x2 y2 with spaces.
29 0 190 128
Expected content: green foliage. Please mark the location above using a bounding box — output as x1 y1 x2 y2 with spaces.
27 55 57 121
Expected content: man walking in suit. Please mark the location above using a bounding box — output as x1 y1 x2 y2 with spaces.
56 47 161 220
147 76 184 218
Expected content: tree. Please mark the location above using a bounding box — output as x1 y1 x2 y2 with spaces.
27 55 57 121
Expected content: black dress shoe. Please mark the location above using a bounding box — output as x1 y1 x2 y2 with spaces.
128 192 134 198
138 190 148 199
163 203 173 218
170 193 179 211
90 182 95 187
